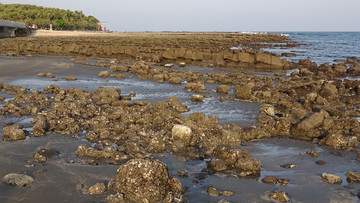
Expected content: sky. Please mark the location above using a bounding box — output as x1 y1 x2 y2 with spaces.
1 0 360 32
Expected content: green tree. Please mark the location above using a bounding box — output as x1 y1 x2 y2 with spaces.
56 19 67 30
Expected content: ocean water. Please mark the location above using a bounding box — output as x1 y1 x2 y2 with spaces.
263 32 360 65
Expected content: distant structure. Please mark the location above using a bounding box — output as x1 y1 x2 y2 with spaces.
97 22 107 31
0 19 28 38
0 20 28 38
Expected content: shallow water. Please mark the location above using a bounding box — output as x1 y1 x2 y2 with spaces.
0 56 359 202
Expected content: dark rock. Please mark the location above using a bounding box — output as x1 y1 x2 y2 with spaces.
315 160 327 165
261 176 277 185
208 159 227 172
280 163 296 168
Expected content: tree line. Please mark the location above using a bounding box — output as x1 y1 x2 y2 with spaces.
0 4 99 30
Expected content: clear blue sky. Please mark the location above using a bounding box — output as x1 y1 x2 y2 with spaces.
2 0 360 32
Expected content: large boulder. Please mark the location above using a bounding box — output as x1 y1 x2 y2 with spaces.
3 125 26 141
113 159 183 203
91 86 120 105
216 85 229 94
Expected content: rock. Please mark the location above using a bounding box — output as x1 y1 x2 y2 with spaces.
98 71 110 78
191 95 204 102
0 96 4 102
185 82 205 93
207 186 221 196
153 74 165 83
333 63 348 76
110 65 129 72
346 172 360 182
235 157 261 177
164 63 174 68
315 160 327 165
306 150 319 157
177 169 188 177
216 85 229 94
319 133 347 149
172 125 192 146
280 163 296 168
3 173 34 186
260 104 275 117
46 72 55 78
106 193 125 203
208 159 227 172
190 112 206 121
0 82 3 89
89 183 107 195
113 159 183 203
37 73 47 77
221 190 235 196
3 125 26 141
169 77 182 84
282 53 297 57
34 148 58 163
268 190 290 202
31 115 49 137
321 173 342 184
321 83 338 99
235 84 252 100
62 76 77 81
179 62 186 67
291 112 324 138
261 176 277 185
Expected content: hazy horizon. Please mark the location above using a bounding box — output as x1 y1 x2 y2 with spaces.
1 0 360 32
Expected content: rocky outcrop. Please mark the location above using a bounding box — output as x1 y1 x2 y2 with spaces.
112 159 183 203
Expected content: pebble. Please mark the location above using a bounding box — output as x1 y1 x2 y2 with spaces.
315 160 327 165
280 163 296 168
89 183 107 195
261 176 277 185
268 190 290 202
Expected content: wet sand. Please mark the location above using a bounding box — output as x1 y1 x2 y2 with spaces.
1 56 359 202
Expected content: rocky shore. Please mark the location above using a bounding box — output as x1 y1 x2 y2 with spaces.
0 32 360 202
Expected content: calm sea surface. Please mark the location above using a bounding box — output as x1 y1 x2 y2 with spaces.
264 32 360 65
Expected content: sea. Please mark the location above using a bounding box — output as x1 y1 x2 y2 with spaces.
263 32 360 65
